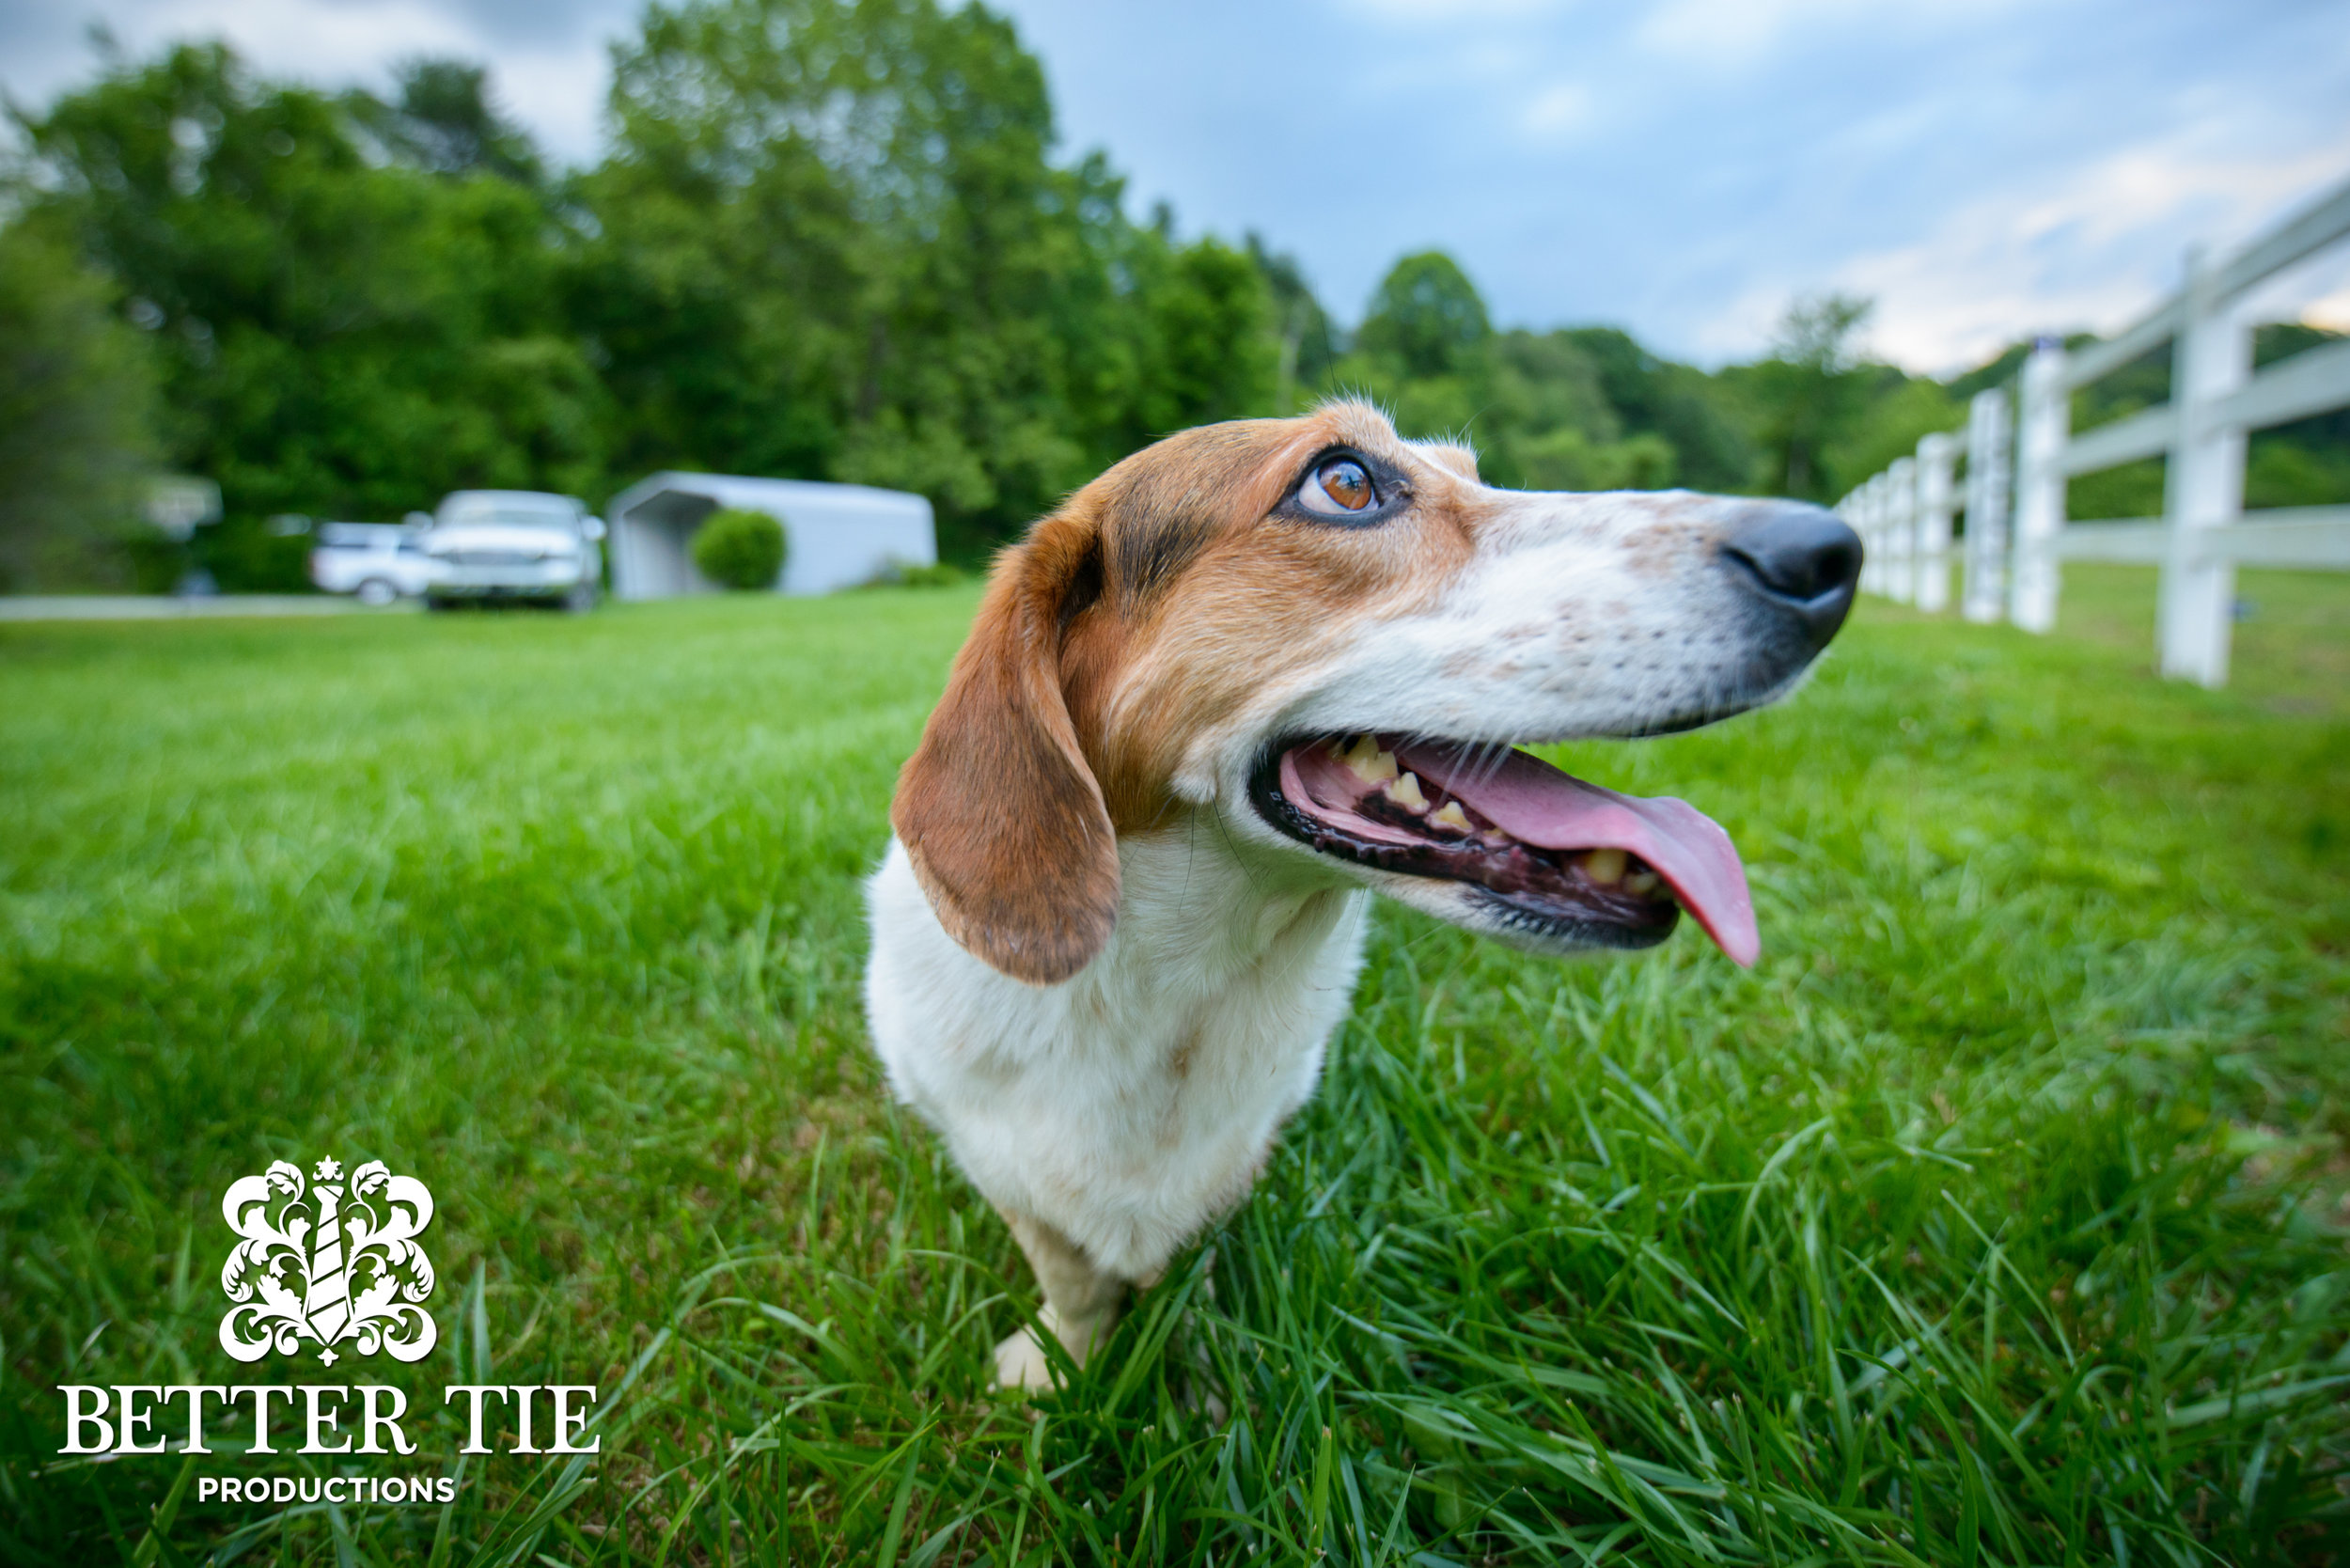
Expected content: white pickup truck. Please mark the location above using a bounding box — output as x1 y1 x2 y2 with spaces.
418 491 605 612
309 523 435 605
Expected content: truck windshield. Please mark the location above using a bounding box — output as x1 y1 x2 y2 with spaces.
442 499 577 531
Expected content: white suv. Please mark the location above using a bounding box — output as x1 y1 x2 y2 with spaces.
421 491 606 611
310 523 434 605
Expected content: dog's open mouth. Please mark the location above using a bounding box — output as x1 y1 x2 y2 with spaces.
1250 733 1759 965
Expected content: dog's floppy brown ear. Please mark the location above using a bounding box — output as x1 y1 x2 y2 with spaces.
891 515 1118 985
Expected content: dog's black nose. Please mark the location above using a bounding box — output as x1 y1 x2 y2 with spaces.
1719 502 1862 649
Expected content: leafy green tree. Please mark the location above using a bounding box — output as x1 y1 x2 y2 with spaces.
1479 329 1627 488
1325 255 1736 497
1133 236 1278 435
1729 291 1873 499
578 0 1278 562
1320 252 1487 444
1825 371 1959 496
1249 235 1338 415
0 220 160 590
14 43 604 585
1356 251 1491 380
1560 327 1756 493
347 57 546 185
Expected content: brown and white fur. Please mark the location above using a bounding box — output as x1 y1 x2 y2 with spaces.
863 401 1857 1389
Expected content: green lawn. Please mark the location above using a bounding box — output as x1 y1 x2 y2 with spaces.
3 580 2346 1565
2050 564 2350 723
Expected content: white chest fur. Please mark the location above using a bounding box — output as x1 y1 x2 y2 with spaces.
863 822 1370 1279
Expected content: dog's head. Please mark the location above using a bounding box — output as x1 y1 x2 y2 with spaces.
892 401 1860 984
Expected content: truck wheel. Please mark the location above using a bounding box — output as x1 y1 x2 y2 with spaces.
355 578 400 607
562 583 599 614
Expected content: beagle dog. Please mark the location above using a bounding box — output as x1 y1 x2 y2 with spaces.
863 401 1860 1390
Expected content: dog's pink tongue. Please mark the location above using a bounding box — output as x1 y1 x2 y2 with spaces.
1397 742 1760 967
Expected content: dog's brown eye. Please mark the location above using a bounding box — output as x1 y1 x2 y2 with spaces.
1300 458 1376 516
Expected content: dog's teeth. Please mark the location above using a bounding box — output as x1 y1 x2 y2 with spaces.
1583 847 1627 885
1340 733 1399 785
1388 772 1429 811
1624 868 1661 896
1430 801 1471 833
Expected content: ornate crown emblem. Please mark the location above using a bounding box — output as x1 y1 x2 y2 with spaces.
218 1157 438 1365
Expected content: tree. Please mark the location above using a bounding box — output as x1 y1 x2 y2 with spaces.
1318 255 1743 499
14 42 603 585
1825 372 1958 498
1560 327 1755 493
1355 251 1491 381
1248 235 1337 415
1318 251 1493 444
1734 292 1872 499
0 221 159 590
348 57 545 185
1131 236 1277 436
577 0 1279 561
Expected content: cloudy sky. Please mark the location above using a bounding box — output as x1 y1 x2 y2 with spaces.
6 0 2348 372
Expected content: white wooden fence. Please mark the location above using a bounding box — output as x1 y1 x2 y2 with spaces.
1838 171 2350 686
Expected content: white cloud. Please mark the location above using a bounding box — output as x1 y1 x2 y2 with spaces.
7 0 621 165
1692 131 2350 373
1518 80 1591 139
469 36 611 164
1631 0 1992 67
115 0 480 86
1337 0 1577 21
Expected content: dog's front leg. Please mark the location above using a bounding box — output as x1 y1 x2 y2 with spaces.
994 1210 1126 1392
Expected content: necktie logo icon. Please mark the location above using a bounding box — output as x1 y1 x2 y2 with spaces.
218 1157 438 1365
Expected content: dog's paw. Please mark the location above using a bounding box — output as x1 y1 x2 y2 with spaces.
992 1326 1060 1393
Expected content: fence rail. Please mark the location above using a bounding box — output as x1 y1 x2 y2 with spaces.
1837 169 2350 687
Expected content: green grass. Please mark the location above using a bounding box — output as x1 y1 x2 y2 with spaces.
3 581 2346 1565
2048 564 2350 723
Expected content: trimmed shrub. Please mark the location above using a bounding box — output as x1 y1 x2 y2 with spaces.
692 507 786 590
856 557 968 589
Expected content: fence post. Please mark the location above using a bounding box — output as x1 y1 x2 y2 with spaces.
1872 472 1893 595
1834 490 1858 587
1961 387 2011 622
2009 341 2069 632
1887 455 1919 604
2157 247 2250 687
1916 431 1957 612
1853 478 1872 593
1860 474 1885 595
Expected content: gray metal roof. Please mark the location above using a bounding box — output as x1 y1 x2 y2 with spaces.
609 472 932 527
